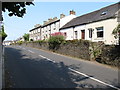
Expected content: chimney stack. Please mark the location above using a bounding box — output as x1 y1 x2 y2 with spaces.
70 10 76 15
60 14 65 19
48 18 52 22
43 21 47 25
53 17 58 21
34 24 41 28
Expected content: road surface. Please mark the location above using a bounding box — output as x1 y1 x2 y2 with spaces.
4 45 120 89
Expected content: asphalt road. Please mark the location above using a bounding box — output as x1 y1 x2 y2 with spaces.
4 45 120 89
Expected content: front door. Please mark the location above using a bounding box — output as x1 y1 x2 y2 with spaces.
81 30 85 39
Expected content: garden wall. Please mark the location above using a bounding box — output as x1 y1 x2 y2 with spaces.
19 40 120 67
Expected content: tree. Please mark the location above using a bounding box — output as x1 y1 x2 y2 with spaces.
2 2 34 18
23 33 29 41
0 25 7 42
112 24 120 45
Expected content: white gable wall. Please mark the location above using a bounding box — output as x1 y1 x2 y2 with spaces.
73 25 86 40
60 15 76 28
60 27 74 40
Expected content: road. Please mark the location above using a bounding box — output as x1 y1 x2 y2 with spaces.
4 45 120 89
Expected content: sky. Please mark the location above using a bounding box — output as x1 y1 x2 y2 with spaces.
3 1 119 41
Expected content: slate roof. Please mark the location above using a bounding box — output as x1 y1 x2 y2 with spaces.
29 19 60 32
60 2 120 30
42 19 60 28
29 26 41 32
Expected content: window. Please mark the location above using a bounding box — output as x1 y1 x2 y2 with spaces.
88 28 93 38
75 31 77 39
101 11 107 16
64 32 67 37
96 27 104 38
53 23 56 30
38 29 40 33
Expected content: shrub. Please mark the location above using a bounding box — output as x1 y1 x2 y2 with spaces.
23 33 29 41
17 41 23 45
0 25 7 42
48 35 65 50
33 40 46 43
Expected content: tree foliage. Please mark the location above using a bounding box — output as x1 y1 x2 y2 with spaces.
23 33 29 41
112 24 120 45
112 24 120 36
2 2 34 18
48 35 65 50
0 25 7 42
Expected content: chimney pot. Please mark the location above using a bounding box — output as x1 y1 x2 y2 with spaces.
70 10 76 15
60 14 65 19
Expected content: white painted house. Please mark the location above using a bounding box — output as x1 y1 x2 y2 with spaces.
29 10 76 41
29 25 41 41
41 18 60 40
3 41 13 45
60 3 120 45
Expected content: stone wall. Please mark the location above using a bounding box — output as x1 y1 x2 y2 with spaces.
100 45 120 67
55 41 90 60
19 41 120 67
20 40 91 60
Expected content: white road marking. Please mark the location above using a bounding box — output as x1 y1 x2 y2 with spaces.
28 50 34 53
39 55 55 63
46 58 53 62
21 48 119 89
39 55 46 58
69 68 120 90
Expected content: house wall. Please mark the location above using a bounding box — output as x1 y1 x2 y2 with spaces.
29 28 41 41
41 21 60 40
60 27 74 40
60 18 118 45
86 18 118 45
50 21 60 34
73 25 86 40
29 13 76 41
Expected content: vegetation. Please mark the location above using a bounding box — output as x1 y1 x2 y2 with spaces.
48 35 65 50
112 24 120 45
0 25 7 42
33 40 46 43
23 33 29 41
17 41 23 45
2 2 34 18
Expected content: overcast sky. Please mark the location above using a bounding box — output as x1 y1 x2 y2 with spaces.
3 1 118 41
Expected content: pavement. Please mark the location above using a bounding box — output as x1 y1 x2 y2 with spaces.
4 45 120 89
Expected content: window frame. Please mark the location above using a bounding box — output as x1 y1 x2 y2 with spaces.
74 31 77 39
88 28 93 38
96 27 104 38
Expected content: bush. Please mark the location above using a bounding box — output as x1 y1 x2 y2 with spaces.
23 33 29 41
48 35 65 50
17 41 23 45
33 40 46 43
